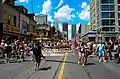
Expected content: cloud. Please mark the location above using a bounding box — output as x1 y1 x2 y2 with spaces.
81 2 87 8
48 14 53 22
88 22 90 25
18 0 28 3
71 14 76 18
37 5 40 8
41 0 52 14
40 0 53 22
77 2 90 21
54 5 75 22
55 0 64 9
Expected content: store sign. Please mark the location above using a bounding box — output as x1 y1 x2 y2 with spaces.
3 24 20 33
3 24 9 32
9 26 20 33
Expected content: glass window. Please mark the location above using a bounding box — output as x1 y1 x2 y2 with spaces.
101 5 114 11
102 12 115 18
118 0 120 4
118 5 120 11
118 13 120 18
101 0 114 4
102 19 115 26
102 27 115 31
119 20 120 26
13 16 16 26
102 27 109 31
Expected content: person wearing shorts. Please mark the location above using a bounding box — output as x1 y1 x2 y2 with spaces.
98 42 106 62
78 42 85 66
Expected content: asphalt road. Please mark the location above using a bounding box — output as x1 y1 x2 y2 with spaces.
0 55 120 79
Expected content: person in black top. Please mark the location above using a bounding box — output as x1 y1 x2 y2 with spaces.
33 41 45 71
5 43 12 63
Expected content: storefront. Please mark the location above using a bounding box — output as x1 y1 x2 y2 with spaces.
2 23 20 43
28 32 37 41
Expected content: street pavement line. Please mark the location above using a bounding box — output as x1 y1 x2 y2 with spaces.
58 56 67 79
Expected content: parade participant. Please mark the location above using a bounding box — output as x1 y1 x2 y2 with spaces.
78 41 85 66
84 42 89 65
33 41 45 71
0 43 5 58
19 43 25 62
113 41 120 63
4 42 12 63
98 41 106 62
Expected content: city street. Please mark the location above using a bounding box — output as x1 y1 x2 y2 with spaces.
0 55 120 79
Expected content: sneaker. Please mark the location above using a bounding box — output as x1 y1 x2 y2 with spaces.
99 60 101 62
82 64 84 66
78 61 80 64
104 60 107 63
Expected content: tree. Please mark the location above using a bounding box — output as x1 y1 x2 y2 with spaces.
78 24 81 34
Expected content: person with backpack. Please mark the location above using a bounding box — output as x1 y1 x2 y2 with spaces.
98 41 106 62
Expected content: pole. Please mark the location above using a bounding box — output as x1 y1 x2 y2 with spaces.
0 1 4 43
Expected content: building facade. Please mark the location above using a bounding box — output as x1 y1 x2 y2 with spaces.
28 13 37 40
35 14 47 24
90 0 120 41
62 22 68 39
53 18 59 30
0 1 20 42
0 1 37 42
71 24 76 38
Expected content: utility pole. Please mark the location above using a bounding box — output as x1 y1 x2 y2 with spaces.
0 1 4 43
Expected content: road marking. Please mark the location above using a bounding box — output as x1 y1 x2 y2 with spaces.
58 56 67 79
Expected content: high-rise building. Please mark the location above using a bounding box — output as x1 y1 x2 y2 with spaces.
62 22 68 39
62 22 68 31
35 14 47 24
90 0 120 41
53 18 59 30
71 24 76 38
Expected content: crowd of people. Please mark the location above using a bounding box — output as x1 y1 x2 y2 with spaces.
71 38 120 66
0 39 71 70
0 38 120 69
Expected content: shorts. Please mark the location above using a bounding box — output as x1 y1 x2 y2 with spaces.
98 51 105 57
34 55 41 63
79 52 85 57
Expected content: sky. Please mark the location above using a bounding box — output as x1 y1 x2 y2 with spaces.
15 0 90 39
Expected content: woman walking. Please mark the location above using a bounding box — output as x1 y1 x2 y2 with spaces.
33 41 45 71
78 42 86 66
